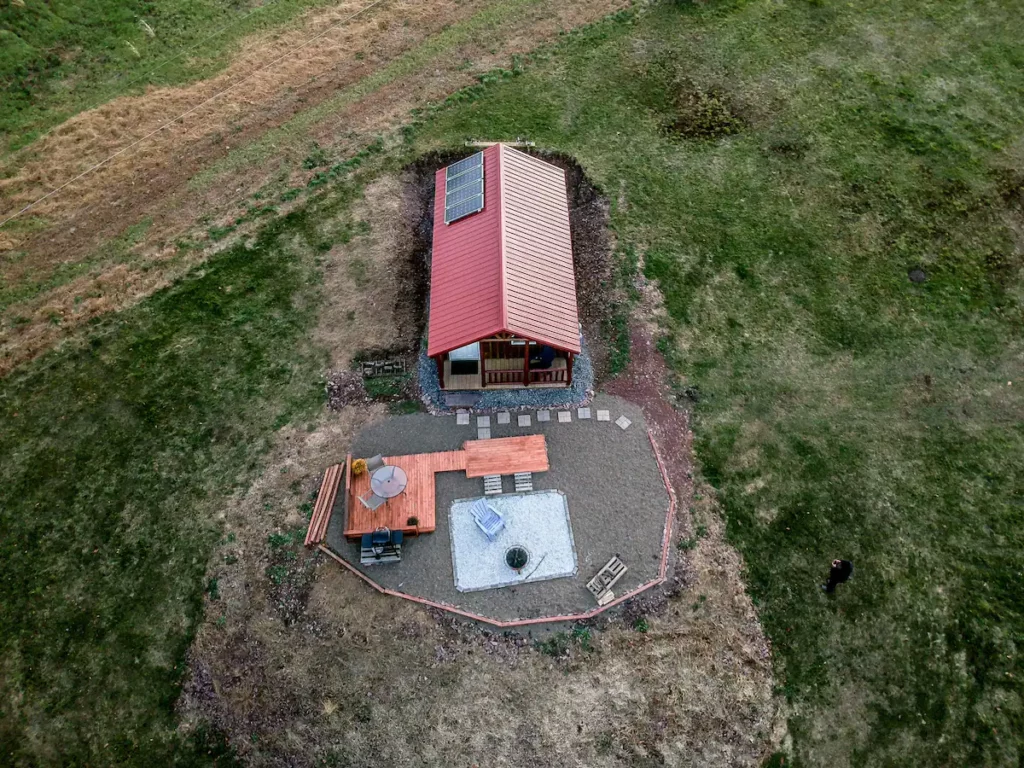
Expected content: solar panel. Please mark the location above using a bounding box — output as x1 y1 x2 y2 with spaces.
444 152 484 224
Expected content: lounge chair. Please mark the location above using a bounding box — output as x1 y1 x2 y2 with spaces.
469 498 504 541
358 491 386 511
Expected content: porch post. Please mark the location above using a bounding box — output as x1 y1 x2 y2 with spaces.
566 352 573 387
435 355 445 390
480 345 487 388
522 345 530 387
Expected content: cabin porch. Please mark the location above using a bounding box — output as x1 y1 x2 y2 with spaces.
435 338 573 391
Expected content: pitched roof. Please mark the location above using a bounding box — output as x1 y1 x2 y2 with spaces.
426 145 581 357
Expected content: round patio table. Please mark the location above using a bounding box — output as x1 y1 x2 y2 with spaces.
370 465 408 499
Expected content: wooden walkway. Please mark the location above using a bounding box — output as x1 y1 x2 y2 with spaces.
345 450 466 539
463 435 548 477
343 435 549 539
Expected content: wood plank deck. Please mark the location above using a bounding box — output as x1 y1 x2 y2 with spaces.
344 450 467 539
463 434 548 478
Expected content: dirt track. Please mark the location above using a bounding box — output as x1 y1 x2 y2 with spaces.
0 0 626 375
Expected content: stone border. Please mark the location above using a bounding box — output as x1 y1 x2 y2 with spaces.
318 429 677 627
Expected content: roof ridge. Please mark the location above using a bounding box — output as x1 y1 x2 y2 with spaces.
496 143 509 332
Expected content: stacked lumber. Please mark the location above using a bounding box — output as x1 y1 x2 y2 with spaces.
304 461 345 547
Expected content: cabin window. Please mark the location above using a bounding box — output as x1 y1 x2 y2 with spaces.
448 342 480 376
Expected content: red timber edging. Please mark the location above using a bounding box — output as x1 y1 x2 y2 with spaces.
318 429 677 628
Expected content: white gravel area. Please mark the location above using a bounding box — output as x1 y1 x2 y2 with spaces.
449 491 577 592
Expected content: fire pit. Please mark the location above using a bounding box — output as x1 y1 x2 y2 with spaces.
504 545 530 572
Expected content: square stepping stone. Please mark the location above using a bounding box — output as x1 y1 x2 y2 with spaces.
477 415 490 428
557 411 571 423
477 427 491 440
615 415 632 430
578 407 592 420
537 410 551 422
518 414 532 427
456 411 470 426
596 410 611 422
496 411 510 425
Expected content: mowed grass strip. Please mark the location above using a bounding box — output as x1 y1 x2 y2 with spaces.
187 0 551 189
0 184 364 762
0 0 337 153
411 0 1024 763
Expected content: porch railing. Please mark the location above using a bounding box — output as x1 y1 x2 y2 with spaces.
483 369 525 386
529 367 568 384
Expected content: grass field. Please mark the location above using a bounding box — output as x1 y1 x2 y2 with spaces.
409 0 1024 763
1 0 1023 765
0 193 362 763
0 0 331 152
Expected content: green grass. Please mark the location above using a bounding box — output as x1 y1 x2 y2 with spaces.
410 1 1024 763
3 0 1024 764
0 174 364 763
0 0 333 153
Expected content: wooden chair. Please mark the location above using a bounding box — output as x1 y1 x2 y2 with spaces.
468 498 504 541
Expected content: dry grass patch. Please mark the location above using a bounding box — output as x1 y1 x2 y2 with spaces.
0 0 626 377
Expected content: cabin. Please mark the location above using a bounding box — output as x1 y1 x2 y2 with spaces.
427 144 582 390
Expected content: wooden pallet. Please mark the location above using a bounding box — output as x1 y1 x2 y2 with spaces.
586 556 628 601
304 458 346 547
514 472 533 492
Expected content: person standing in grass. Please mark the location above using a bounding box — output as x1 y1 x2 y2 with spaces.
822 559 853 593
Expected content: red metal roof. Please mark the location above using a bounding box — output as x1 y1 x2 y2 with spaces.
427 145 581 357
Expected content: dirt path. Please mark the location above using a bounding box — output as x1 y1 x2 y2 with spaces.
0 0 626 375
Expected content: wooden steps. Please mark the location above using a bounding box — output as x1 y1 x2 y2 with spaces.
514 472 533 492
483 475 502 495
304 458 347 547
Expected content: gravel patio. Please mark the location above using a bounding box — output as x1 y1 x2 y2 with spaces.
324 394 671 622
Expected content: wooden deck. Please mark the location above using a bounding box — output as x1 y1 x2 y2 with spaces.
344 435 549 538
463 435 548 477
345 450 467 539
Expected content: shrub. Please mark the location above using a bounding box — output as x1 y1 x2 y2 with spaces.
352 458 367 476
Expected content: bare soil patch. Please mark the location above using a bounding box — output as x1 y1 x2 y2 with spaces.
180 234 781 767
180 402 780 767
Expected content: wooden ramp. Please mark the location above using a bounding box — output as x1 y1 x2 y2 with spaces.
463 435 548 478
345 450 466 539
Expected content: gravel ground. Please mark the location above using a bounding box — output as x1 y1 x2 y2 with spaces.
324 394 670 621
416 334 595 413
450 491 577 592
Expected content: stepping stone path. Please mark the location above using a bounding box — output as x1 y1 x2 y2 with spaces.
596 410 611 422
477 415 490 428
557 411 571 423
477 427 491 440
456 411 470 426
615 415 632 430
578 407 591 419
537 410 551 422
518 414 532 427
497 411 510 425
